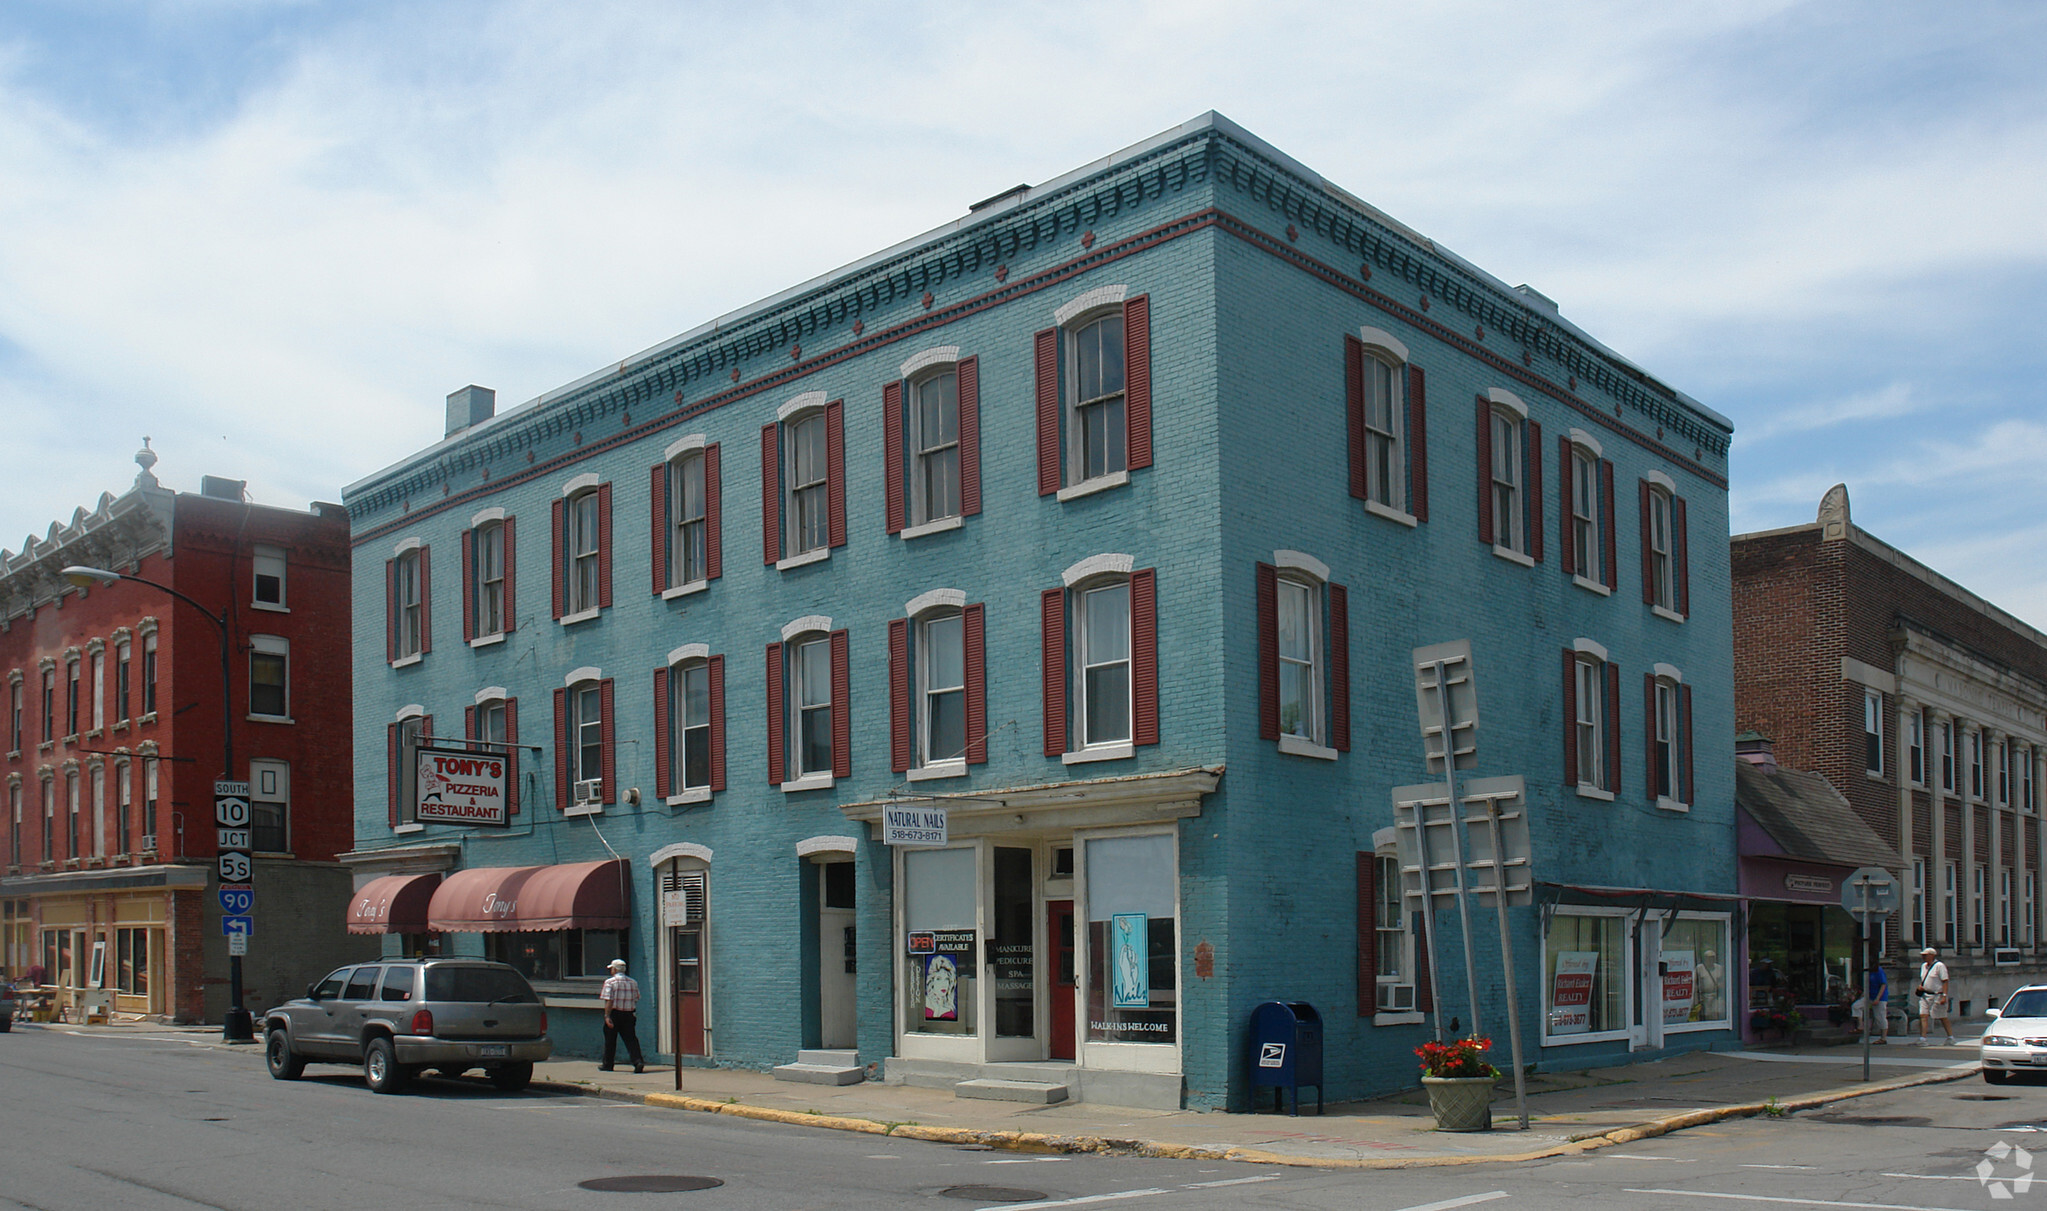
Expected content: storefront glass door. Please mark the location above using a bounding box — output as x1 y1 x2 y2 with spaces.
899 845 979 1060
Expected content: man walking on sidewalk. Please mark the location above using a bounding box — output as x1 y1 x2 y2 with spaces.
1865 962 1889 1043
1917 946 1954 1046
600 958 646 1074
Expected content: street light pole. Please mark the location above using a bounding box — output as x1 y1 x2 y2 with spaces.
63 565 252 1042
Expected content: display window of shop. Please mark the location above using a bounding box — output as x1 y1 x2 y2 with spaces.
115 927 150 996
1543 911 1629 1043
483 928 625 982
1081 831 1178 1050
1747 900 1857 1007
1659 915 1732 1033
902 845 979 1037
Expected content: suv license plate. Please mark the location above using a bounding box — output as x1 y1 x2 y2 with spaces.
477 1044 509 1058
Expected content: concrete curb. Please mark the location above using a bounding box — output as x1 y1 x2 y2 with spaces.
535 1062 1982 1170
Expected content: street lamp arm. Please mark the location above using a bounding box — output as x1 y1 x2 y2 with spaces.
60 566 226 634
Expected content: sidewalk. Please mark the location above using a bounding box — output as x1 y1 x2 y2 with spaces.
27 1019 1983 1169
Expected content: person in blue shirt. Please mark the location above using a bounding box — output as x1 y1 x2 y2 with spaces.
1865 963 1889 1043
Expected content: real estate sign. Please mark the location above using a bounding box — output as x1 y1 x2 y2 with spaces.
1551 951 1599 1034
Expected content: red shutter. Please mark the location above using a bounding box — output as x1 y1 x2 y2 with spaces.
1639 479 1656 605
1673 494 1689 617
652 463 668 594
1606 659 1622 796
1124 294 1152 470
554 687 569 811
465 704 477 749
707 654 727 791
1525 420 1544 564
1681 683 1695 805
883 380 906 535
888 618 912 773
765 642 785 785
1131 568 1159 747
958 356 982 516
1644 672 1659 802
964 602 987 764
550 498 566 620
654 666 671 798
599 677 616 804
387 722 400 827
1600 459 1618 592
1256 562 1279 740
461 529 476 643
1345 335 1367 500
1357 852 1376 1017
1475 398 1494 546
830 628 851 778
505 698 520 814
1557 435 1575 577
385 559 398 662
1035 328 1060 495
826 400 847 549
595 482 613 609
1562 648 1579 787
1415 910 1435 1013
703 444 722 582
1330 582 1351 753
417 545 432 654
502 515 518 633
1041 588 1067 754
761 423 780 564
1407 364 1429 522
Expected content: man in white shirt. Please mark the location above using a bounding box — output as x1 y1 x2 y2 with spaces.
600 958 645 1073
1917 946 1954 1046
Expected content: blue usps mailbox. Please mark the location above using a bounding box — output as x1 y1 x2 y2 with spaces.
1249 1001 1323 1115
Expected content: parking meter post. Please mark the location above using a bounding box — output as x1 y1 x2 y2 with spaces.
1485 797 1529 1129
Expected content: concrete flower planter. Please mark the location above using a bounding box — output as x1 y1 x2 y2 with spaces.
1422 1074 1495 1131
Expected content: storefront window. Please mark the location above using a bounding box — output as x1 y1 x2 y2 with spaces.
483 929 624 981
903 847 977 1036
1747 901 1856 1007
115 927 150 996
992 847 1035 1038
1084 833 1177 1045
1545 913 1626 1039
1660 916 1730 1030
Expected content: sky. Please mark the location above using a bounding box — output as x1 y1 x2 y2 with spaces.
2 1 2044 623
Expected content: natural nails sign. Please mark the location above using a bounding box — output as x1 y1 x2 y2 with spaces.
415 746 510 826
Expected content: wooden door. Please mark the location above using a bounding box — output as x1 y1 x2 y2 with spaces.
672 926 706 1055
1047 899 1075 1060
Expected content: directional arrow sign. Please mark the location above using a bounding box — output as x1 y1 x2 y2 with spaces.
221 914 253 938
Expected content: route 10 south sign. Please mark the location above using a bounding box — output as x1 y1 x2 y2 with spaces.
415 746 510 827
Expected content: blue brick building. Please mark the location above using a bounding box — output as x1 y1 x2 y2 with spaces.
339 113 1738 1110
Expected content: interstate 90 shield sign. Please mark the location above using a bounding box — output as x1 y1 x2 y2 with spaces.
415 745 510 826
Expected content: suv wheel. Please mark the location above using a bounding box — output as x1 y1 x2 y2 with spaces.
489 1062 533 1092
265 1028 306 1080
363 1037 412 1094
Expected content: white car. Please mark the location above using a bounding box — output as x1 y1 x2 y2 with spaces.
1980 984 2047 1084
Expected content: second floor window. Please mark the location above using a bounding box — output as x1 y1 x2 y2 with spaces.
659 658 724 798
793 636 833 778
1650 675 1692 805
1565 646 1619 796
768 628 848 786
920 611 966 766
1041 564 1158 759
250 760 289 853
249 637 288 719
1077 581 1132 749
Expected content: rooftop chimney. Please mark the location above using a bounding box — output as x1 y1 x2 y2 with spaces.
1735 730 1777 774
199 476 245 501
446 385 496 438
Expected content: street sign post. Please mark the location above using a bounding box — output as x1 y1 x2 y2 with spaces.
215 779 255 1041
1843 866 1900 1082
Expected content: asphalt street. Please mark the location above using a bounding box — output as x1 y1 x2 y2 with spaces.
4 1026 2045 1211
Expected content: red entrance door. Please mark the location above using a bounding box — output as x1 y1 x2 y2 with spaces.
672 925 706 1056
1048 899 1075 1060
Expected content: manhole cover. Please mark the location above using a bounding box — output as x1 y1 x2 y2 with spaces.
578 1176 724 1193
942 1187 1047 1203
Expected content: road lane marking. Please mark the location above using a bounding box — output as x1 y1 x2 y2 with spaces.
1878 1174 1978 1181
1391 1194 1509 1211
1742 1165 1819 1170
1627 1188 1981 1210
1606 1153 1697 1161
983 1189 1171 1209
984 1157 1071 1164
1184 1176 1280 1188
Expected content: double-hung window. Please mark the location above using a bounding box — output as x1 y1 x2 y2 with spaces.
913 371 962 523
656 650 724 802
1942 720 1956 791
140 632 157 718
464 513 515 641
8 781 19 867
1037 289 1152 497
464 694 519 814
1909 709 1926 785
1257 554 1350 758
762 398 845 566
1864 689 1883 776
388 543 428 662
114 640 129 726
1345 328 1426 521
1041 558 1158 762
1648 667 1692 808
2000 739 2012 806
556 676 612 811
889 596 988 777
65 655 79 739
252 544 287 609
887 352 982 536
1944 860 1958 945
88 647 103 734
1566 641 1619 796
250 759 288 853
142 757 157 846
249 636 289 720
388 710 430 828
1561 434 1615 591
653 437 721 594
114 760 130 854
567 490 604 616
1370 852 1416 1013
1912 859 1927 947
7 674 20 753
65 770 79 859
1971 729 1984 799
769 624 847 789
40 777 53 862
40 665 54 744
1490 408 1522 551
1641 474 1689 618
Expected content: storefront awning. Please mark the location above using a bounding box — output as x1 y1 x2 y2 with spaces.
346 873 442 935
426 859 631 933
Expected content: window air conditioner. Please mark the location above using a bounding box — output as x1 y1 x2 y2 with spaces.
574 778 603 805
1995 947 2022 968
141 834 156 852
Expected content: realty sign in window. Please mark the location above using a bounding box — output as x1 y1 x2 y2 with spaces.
415 746 509 826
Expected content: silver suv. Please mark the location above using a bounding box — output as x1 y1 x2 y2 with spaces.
263 959 552 1093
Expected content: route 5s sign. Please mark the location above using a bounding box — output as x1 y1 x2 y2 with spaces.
218 850 251 883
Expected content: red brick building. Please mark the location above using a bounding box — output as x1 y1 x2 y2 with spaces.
1734 484 2047 1016
1 445 373 1022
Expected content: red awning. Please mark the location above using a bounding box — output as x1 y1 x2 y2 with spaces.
346 873 442 935
425 859 631 933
